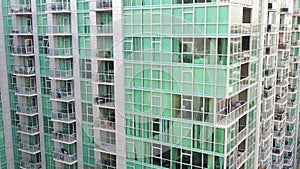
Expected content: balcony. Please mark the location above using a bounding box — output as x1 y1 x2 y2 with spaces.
19 142 40 154
264 68 275 77
273 128 285 138
47 2 70 13
288 71 298 78
236 150 247 168
284 155 293 166
95 142 116 154
9 4 31 15
49 69 73 80
260 146 271 160
50 89 74 102
48 48 72 58
47 25 71 35
11 46 34 56
242 23 251 34
53 152 77 165
16 105 38 116
280 8 289 12
52 110 76 123
17 124 39 135
237 126 247 143
216 101 248 126
261 126 272 140
277 60 288 68
272 157 283 169
286 129 295 137
53 131 76 144
94 119 115 131
10 26 33 35
286 112 296 123
96 0 112 10
278 43 290 50
272 144 284 155
92 49 113 59
93 72 114 84
93 24 113 35
291 40 300 47
94 95 115 108
15 85 37 96
20 160 41 169
284 142 294 152
276 79 288 86
13 66 35 76
287 99 296 107
289 55 300 63
288 85 298 93
263 86 274 98
262 108 273 120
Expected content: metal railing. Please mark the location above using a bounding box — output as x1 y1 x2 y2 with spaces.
10 25 33 34
10 4 31 14
48 48 72 56
93 72 114 83
47 2 70 12
15 85 37 95
49 69 73 79
16 105 38 115
18 124 39 134
11 46 34 55
20 160 42 169
53 152 77 163
96 0 112 9
53 131 76 142
48 25 71 34
19 142 40 153
94 95 115 107
50 90 74 101
13 66 35 75
52 111 75 122
92 49 113 59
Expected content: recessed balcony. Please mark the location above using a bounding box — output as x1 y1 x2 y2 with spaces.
52 110 76 123
9 4 32 15
92 49 113 60
95 0 112 11
92 72 114 84
15 85 37 96
13 66 35 76
20 160 41 169
11 46 34 56
17 124 39 135
46 2 70 13
16 105 38 116
49 69 73 80
10 25 33 35
48 48 72 58
50 89 74 102
92 24 113 35
53 152 77 165
53 131 76 144
94 95 115 108
19 142 40 154
47 25 71 35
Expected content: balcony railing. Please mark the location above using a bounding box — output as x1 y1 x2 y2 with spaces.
94 119 115 130
93 72 114 83
95 142 116 153
216 102 248 126
47 2 70 12
20 160 41 169
274 111 285 121
242 23 251 34
273 128 285 138
237 127 247 143
10 4 32 14
95 160 116 169
53 131 76 143
15 86 37 95
19 142 40 153
236 150 247 167
52 111 75 123
92 49 113 59
261 126 272 140
53 152 77 164
17 124 39 135
289 71 298 78
48 25 71 34
278 43 290 50
50 90 74 101
272 146 284 154
260 146 271 160
49 69 73 79
48 48 72 57
94 95 115 107
96 0 112 9
11 46 34 55
263 86 274 98
13 66 35 75
16 105 38 115
93 24 113 34
10 26 33 34
284 155 293 166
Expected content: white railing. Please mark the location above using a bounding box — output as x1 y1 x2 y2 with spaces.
13 66 35 75
53 152 77 163
15 85 36 95
19 142 40 153
16 105 38 115
49 69 73 79
50 90 74 101
18 124 39 134
47 2 70 12
53 131 76 142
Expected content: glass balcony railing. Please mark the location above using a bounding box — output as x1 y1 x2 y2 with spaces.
48 48 72 57
10 26 33 34
20 160 41 169
52 110 75 123
49 69 73 79
50 90 74 101
94 119 115 131
15 85 37 95
47 2 70 12
93 72 114 83
16 105 38 115
94 94 115 107
53 152 77 164
19 142 40 154
11 46 34 55
92 24 113 34
53 131 76 143
48 25 71 34
17 124 39 135
13 66 35 75
10 4 31 14
96 0 112 9
92 49 113 59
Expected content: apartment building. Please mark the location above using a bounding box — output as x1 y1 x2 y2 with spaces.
0 0 299 169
